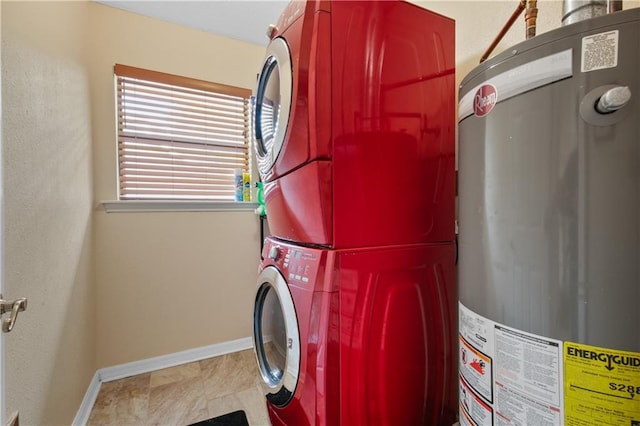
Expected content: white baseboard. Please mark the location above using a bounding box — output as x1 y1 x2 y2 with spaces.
97 337 253 382
72 372 101 426
73 337 254 426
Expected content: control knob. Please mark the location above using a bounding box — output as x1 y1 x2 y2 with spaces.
268 245 281 261
266 24 278 39
596 86 631 114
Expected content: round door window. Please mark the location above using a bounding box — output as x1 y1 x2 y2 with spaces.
253 37 292 175
259 285 287 384
253 266 300 407
255 57 280 157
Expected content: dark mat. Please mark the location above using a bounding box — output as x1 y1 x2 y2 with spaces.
188 410 249 426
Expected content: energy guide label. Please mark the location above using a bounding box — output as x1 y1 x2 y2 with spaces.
564 342 640 425
459 302 564 425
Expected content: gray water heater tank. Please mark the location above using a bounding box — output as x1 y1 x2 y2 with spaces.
457 8 639 426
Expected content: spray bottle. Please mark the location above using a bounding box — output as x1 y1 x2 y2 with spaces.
234 169 243 201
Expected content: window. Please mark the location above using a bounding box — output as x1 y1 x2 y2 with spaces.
115 64 251 201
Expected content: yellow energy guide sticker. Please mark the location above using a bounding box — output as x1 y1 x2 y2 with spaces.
565 341 640 425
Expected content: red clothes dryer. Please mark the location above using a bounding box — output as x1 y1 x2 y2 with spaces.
252 237 458 426
252 0 455 248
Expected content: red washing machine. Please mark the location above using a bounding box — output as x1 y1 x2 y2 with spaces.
252 0 455 248
253 237 458 425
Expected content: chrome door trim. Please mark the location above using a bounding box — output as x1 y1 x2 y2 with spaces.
252 265 300 406
253 37 293 177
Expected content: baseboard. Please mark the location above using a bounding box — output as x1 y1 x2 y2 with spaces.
72 372 101 426
97 336 253 382
72 337 254 426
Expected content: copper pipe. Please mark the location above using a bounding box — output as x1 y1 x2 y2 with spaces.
607 0 623 13
480 0 527 63
525 0 538 39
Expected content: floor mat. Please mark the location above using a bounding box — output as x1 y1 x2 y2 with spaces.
188 410 249 426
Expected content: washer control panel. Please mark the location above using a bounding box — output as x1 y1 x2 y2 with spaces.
262 239 322 286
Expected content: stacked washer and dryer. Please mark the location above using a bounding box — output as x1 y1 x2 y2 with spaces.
250 1 457 425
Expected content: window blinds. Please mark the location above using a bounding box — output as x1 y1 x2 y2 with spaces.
115 64 251 200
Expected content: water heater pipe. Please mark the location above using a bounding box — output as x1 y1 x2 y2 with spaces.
480 0 527 63
608 0 624 13
525 0 538 39
562 0 623 25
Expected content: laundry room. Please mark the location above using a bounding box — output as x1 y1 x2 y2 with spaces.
2 1 639 425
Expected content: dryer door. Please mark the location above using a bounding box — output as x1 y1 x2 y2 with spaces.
253 37 292 179
252 265 300 407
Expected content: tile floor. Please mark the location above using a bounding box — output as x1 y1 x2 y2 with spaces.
87 349 271 426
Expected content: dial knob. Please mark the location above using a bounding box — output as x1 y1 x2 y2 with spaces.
266 24 278 39
268 246 281 261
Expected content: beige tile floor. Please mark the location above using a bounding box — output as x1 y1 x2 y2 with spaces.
87 349 271 426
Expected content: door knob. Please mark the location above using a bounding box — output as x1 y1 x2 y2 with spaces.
0 296 27 333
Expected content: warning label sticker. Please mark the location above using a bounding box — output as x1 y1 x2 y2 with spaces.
565 341 640 425
460 335 494 403
494 325 562 406
459 303 563 425
460 376 493 426
581 30 619 73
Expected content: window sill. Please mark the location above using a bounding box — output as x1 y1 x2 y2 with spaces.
101 200 259 213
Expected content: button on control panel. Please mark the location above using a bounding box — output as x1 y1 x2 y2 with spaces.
286 248 319 286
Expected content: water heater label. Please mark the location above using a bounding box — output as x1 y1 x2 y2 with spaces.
564 341 640 425
460 335 493 402
459 303 564 426
460 376 493 426
473 85 498 117
581 30 619 73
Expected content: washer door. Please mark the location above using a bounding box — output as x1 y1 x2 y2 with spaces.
252 37 292 179
252 265 300 407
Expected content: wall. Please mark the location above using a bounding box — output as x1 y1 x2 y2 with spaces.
89 3 266 368
1 2 95 425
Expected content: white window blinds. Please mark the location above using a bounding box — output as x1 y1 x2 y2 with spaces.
115 64 251 200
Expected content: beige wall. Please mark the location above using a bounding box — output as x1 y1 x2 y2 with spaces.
1 1 266 422
2 1 95 425
89 3 266 368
